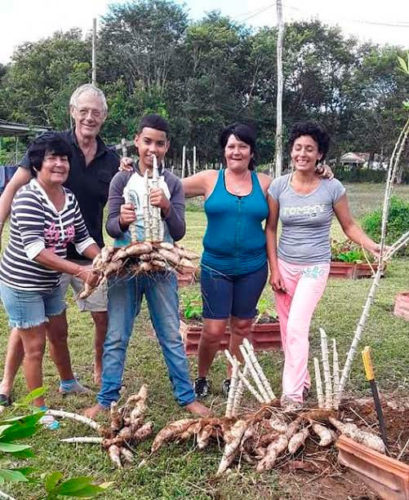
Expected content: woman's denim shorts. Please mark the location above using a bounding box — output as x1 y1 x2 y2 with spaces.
0 281 66 329
200 263 268 319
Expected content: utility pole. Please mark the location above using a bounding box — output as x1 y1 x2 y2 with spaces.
92 18 97 86
193 146 197 174
274 0 284 178
181 145 186 178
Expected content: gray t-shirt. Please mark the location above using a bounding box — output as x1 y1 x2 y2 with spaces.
268 174 346 264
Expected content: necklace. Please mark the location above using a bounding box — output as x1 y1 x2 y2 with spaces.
226 169 251 195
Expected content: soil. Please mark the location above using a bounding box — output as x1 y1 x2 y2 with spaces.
276 396 409 498
340 396 409 463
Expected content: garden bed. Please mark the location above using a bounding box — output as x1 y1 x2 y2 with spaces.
329 239 385 279
180 317 281 356
336 397 409 499
273 398 409 498
329 261 385 279
177 269 196 287
394 292 409 321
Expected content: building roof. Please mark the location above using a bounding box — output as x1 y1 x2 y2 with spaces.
340 152 367 164
0 119 50 137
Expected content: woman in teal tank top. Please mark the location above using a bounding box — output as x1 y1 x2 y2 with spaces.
183 123 272 399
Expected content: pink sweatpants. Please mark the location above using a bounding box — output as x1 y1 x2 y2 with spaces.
275 258 330 403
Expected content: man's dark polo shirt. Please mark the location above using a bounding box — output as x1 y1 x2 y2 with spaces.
20 129 119 259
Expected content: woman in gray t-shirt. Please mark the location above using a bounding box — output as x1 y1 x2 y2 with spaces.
266 121 380 411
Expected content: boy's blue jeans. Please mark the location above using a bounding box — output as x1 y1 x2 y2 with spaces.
97 272 195 408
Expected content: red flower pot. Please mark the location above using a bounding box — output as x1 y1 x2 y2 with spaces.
180 319 281 356
329 261 385 279
177 269 196 287
394 292 409 321
355 262 385 279
329 261 357 279
337 435 409 500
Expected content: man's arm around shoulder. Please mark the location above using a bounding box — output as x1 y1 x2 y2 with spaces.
0 167 32 245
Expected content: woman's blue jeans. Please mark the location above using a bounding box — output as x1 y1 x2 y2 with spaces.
97 271 195 408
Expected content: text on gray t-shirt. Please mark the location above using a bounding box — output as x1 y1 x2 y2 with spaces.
268 174 346 264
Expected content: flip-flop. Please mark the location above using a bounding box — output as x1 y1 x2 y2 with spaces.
0 394 12 406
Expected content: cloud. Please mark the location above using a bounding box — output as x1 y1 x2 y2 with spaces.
0 0 118 63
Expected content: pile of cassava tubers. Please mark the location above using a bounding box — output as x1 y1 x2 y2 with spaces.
51 337 386 474
79 242 199 299
49 385 153 468
151 337 386 475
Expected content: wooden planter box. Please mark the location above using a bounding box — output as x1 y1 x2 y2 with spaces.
180 320 281 356
337 436 409 500
329 261 385 279
394 292 409 321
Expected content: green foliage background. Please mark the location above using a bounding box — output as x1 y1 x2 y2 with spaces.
362 196 409 255
0 0 408 175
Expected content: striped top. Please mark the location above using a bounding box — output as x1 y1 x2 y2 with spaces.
0 179 94 291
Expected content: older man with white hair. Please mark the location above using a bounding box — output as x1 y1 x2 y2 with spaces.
0 84 119 405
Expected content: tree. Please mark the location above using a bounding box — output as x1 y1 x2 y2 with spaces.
171 12 252 165
0 30 91 128
346 45 409 166
99 0 188 96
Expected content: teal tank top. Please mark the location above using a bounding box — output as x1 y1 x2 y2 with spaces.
201 169 268 275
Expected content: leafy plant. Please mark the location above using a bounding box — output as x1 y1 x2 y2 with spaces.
180 290 277 323
255 297 278 323
336 250 364 263
361 196 409 256
330 239 368 263
181 291 202 320
43 473 110 500
0 389 110 499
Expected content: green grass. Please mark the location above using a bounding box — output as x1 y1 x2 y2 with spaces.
1 183 409 498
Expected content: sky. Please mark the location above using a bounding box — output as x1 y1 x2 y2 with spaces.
0 0 408 64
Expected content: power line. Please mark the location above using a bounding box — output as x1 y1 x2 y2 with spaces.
231 3 275 20
237 3 276 23
284 1 409 29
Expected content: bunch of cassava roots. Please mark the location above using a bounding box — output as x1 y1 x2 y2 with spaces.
151 338 386 475
79 241 198 299
49 385 153 468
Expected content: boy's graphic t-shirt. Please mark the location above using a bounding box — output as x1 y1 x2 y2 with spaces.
115 172 172 246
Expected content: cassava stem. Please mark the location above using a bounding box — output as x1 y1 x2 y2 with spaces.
332 338 340 409
243 339 276 401
47 409 101 432
239 344 270 402
313 358 324 409
224 350 264 403
225 352 239 418
319 328 332 409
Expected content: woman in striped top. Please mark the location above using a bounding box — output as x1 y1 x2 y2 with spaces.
0 133 100 422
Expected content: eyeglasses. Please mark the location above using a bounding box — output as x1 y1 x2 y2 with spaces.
75 107 105 119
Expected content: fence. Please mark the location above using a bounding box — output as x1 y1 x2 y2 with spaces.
0 165 18 194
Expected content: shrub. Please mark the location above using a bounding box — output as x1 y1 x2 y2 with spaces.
332 166 388 183
361 196 409 255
